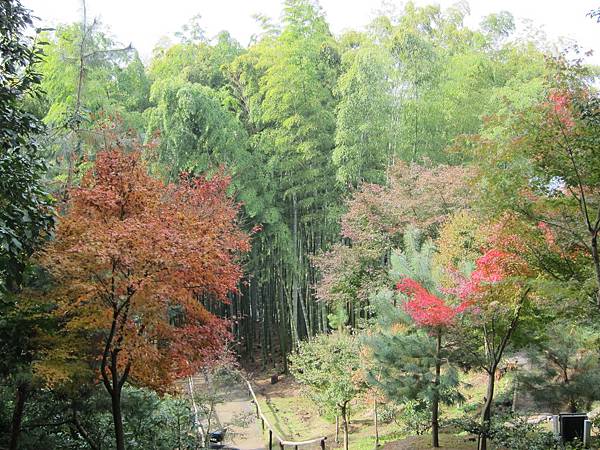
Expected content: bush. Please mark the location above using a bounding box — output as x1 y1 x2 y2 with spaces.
452 413 559 450
459 401 479 414
0 383 200 450
378 402 401 424
395 400 432 436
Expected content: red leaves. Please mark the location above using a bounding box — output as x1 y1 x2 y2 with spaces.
548 89 575 129
168 315 232 379
396 247 522 330
450 249 509 304
396 278 467 328
396 278 428 297
471 249 509 284
396 242 525 329
42 148 249 389
341 162 472 244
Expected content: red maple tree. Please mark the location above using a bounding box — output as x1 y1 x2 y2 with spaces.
40 147 249 450
397 278 468 328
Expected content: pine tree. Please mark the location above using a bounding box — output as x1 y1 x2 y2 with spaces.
367 229 464 448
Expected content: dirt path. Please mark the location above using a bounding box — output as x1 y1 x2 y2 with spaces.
215 385 265 450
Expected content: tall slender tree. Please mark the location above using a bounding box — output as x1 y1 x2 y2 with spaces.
39 143 248 450
368 229 465 448
333 34 395 186
0 2 54 448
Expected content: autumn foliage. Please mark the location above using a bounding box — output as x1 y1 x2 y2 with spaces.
395 245 525 330
341 162 473 245
39 148 249 391
315 161 472 308
548 89 575 129
454 249 512 303
396 278 467 328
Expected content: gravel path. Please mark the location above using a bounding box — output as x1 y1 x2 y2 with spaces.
185 373 265 450
214 385 265 450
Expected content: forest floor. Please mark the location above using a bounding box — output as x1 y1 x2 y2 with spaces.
381 435 478 449
253 374 331 449
247 370 538 450
252 374 405 450
199 366 598 450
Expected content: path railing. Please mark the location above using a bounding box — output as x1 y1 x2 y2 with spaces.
241 376 327 450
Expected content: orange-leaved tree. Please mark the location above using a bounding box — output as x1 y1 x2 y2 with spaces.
38 147 249 450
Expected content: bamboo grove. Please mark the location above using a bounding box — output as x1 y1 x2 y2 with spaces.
10 0 573 370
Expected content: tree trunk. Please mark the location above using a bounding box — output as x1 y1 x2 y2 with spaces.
9 381 29 450
431 330 441 448
590 232 600 308
292 193 300 345
262 284 269 368
335 415 340 443
71 408 101 450
478 367 497 450
111 381 125 450
104 345 128 450
374 399 379 448
6 261 29 450
188 376 203 443
297 228 311 339
512 378 518 412
341 402 350 450
278 280 289 373
204 410 213 450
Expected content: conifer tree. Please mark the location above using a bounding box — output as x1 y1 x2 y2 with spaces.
367 229 465 448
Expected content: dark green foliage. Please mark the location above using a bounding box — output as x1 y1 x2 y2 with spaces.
0 0 54 291
452 413 559 450
0 5 55 445
367 292 462 408
0 384 199 449
519 322 600 413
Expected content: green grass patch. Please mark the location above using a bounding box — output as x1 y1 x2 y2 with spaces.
257 394 332 440
383 433 479 449
254 370 520 449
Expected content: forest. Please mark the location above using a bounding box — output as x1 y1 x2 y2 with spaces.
1 0 600 449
